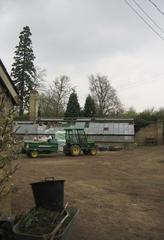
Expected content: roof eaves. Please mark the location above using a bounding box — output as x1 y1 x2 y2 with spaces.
0 59 19 105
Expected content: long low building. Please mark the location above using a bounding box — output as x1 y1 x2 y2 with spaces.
15 118 135 148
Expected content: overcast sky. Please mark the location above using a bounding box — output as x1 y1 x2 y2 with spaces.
1 0 164 111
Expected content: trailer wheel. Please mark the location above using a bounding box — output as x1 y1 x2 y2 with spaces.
70 145 81 156
89 148 97 156
30 150 39 158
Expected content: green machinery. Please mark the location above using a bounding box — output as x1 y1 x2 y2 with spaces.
25 139 58 158
63 128 97 156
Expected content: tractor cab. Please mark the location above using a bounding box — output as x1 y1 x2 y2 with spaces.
65 129 87 146
63 128 97 156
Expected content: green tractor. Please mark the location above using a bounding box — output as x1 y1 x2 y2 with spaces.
63 128 97 156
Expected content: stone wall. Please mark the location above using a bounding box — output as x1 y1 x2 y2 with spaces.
0 83 13 219
135 122 163 145
0 82 13 112
29 90 39 121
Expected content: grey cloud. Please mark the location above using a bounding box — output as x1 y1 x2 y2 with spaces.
1 0 164 111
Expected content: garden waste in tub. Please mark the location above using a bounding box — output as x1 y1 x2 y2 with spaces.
13 178 78 239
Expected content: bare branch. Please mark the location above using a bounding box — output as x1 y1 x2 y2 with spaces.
89 73 123 117
39 75 72 117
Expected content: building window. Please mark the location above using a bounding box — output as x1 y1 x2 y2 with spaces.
104 127 109 131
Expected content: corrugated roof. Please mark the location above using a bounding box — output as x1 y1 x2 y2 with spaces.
38 118 133 123
15 121 135 136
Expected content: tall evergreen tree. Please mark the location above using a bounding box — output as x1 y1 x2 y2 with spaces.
83 94 96 117
64 90 80 117
11 26 36 117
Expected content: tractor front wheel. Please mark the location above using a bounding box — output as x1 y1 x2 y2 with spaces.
30 150 39 158
89 148 97 156
70 145 81 156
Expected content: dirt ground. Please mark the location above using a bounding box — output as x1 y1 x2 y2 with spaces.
12 146 164 240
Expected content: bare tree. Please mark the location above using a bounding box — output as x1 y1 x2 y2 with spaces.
89 74 123 117
50 75 72 117
34 66 46 91
39 75 72 118
39 91 57 118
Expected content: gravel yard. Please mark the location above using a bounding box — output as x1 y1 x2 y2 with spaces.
13 146 164 240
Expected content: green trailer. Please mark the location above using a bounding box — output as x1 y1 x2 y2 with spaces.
25 139 58 158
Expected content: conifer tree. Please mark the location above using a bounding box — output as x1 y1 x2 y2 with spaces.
83 94 96 117
64 90 80 117
11 26 36 117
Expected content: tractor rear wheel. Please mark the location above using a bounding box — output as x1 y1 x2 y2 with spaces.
70 145 81 156
89 148 97 156
30 150 39 158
